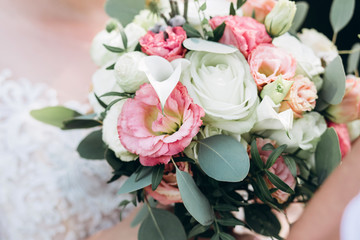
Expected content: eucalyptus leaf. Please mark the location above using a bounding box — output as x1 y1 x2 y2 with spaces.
265 170 295 194
77 130 106 160
290 2 309 33
319 55 346 105
183 38 238 54
118 169 152 194
199 2 207 11
176 168 215 226
135 166 153 182
131 198 157 227
105 0 144 26
138 208 187 240
30 106 80 128
62 114 101 130
347 43 360 74
151 164 165 191
198 135 250 182
183 23 203 38
315 128 341 185
330 0 355 34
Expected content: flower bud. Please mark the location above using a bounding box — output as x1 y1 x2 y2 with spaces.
260 75 293 104
264 0 296 37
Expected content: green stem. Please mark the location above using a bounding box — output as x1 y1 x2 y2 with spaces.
145 200 165 240
184 0 189 20
338 48 360 54
332 31 338 44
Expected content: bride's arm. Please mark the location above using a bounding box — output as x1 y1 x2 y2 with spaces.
288 139 360 240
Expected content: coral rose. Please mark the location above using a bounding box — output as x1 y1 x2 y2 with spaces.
255 138 296 204
242 0 276 23
248 44 296 90
144 162 191 205
118 82 204 166
327 121 351 159
209 16 272 58
327 77 360 124
280 75 318 118
139 26 187 61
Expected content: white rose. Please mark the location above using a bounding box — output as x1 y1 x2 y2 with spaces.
298 28 338 65
133 9 162 30
182 51 259 134
114 52 148 93
90 23 146 67
347 120 360 141
273 33 324 81
88 66 123 114
263 112 327 157
102 101 138 161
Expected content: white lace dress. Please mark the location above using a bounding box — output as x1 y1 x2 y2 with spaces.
0 69 131 240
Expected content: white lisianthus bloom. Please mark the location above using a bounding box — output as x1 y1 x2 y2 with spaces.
264 0 296 37
133 9 162 31
182 50 259 134
90 23 146 67
114 52 149 93
102 101 138 161
298 28 338 64
273 34 324 81
263 112 327 156
88 66 123 114
347 120 360 141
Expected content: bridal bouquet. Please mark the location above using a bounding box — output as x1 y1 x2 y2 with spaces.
32 0 360 239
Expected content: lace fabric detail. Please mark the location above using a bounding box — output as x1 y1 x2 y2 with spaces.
0 69 131 240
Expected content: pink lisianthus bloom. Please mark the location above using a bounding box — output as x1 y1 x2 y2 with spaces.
327 121 351 159
248 44 296 90
254 138 296 204
144 161 191 205
139 26 187 62
327 77 360 124
280 75 318 118
118 82 205 166
242 0 276 23
209 16 271 58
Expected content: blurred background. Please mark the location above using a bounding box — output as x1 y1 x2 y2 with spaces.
0 0 358 103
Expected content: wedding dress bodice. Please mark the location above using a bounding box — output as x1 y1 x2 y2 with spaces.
0 69 131 240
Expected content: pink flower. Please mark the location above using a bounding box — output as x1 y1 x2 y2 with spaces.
280 75 318 118
327 77 360 124
254 138 296 204
248 44 296 90
144 162 191 205
139 26 187 61
118 83 204 166
209 16 272 58
242 0 276 23
327 121 351 159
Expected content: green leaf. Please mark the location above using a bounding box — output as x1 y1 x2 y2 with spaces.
77 130 106 160
210 22 226 43
100 91 133 98
330 0 355 34
244 204 281 237
131 198 157 227
30 106 80 128
229 2 236 15
152 164 165 191
135 166 153 182
105 98 123 111
237 0 247 9
217 217 246 227
105 148 123 170
265 170 295 194
62 114 101 130
315 128 341 185
250 140 265 170
105 0 144 26
103 44 125 53
254 175 274 204
106 62 115 70
199 2 207 11
290 2 309 33
283 155 298 177
187 224 210 239
198 135 250 182
213 204 238 212
120 30 128 50
265 144 287 169
183 23 202 38
319 55 346 105
138 208 187 240
262 143 275 151
94 93 108 109
118 169 152 194
211 233 220 240
219 232 236 240
176 168 215 226
347 43 360 74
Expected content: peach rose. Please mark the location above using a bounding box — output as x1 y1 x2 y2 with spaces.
248 44 296 90
144 162 192 205
280 75 318 118
327 121 351 159
255 138 296 204
139 26 187 61
327 77 360 124
242 0 276 23
118 82 204 166
209 16 272 58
